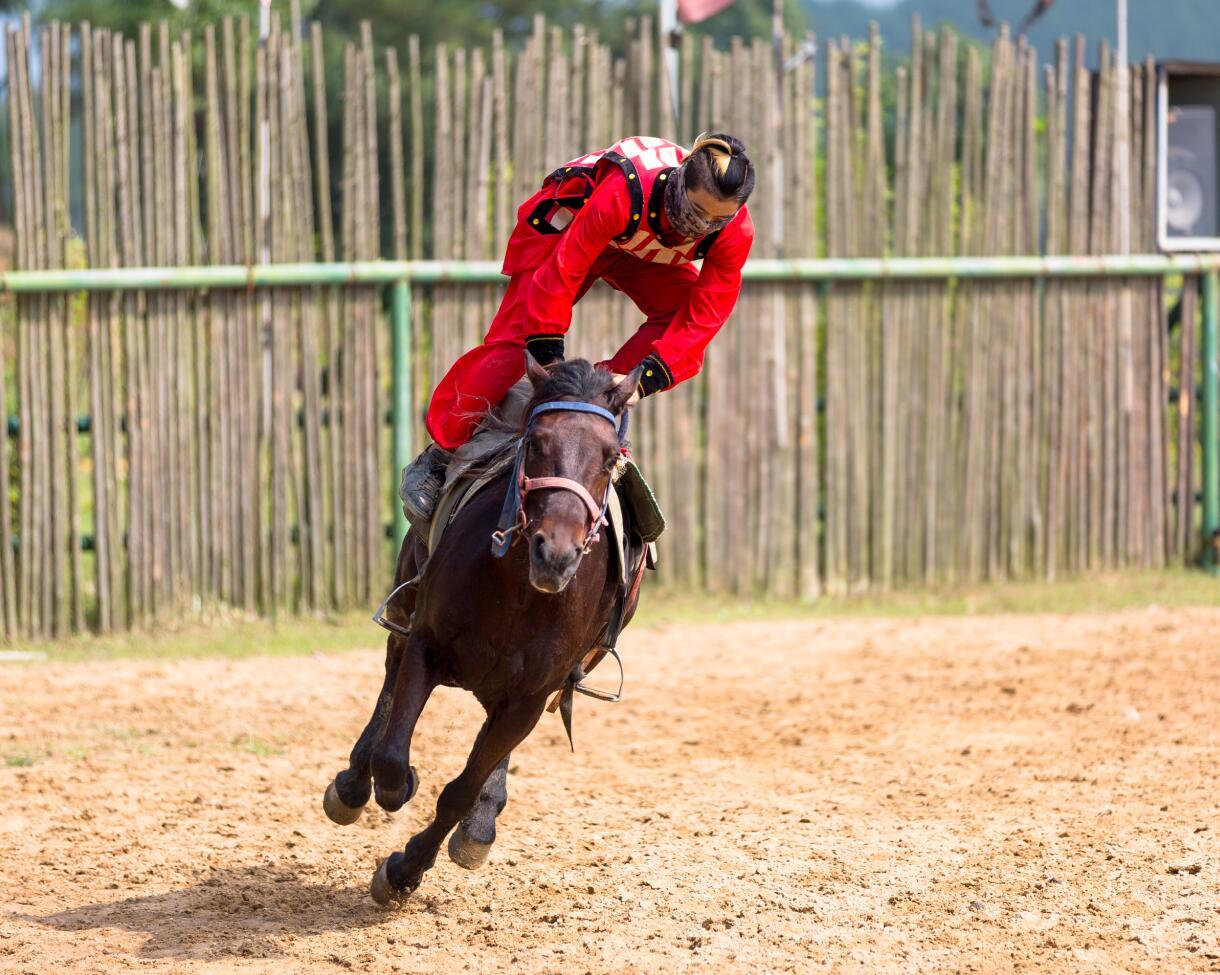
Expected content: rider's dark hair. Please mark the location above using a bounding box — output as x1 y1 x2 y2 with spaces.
683 132 755 204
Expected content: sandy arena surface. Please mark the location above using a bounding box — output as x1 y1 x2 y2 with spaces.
0 607 1218 974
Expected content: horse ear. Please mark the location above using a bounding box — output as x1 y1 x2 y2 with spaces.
608 365 644 414
524 349 550 388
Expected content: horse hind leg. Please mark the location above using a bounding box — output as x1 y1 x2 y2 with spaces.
371 694 547 905
447 754 510 870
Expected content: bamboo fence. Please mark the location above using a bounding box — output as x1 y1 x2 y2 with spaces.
0 10 1207 638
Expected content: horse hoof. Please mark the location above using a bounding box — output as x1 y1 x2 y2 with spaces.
447 827 492 870
374 765 419 813
323 780 363 826
369 858 409 907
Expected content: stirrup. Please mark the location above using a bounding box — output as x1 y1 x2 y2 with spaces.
556 648 625 752
573 647 624 703
371 576 419 637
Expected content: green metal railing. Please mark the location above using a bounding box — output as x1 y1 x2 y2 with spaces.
1 254 1218 569
8 253 1220 291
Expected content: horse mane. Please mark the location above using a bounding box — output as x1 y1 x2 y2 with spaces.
523 359 617 419
445 359 619 485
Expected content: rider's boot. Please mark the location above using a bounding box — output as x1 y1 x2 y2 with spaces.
399 443 451 530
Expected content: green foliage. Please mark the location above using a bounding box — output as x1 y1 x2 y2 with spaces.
671 0 808 45
311 0 624 53
27 0 1220 67
33 0 809 54
36 0 633 52
39 0 293 36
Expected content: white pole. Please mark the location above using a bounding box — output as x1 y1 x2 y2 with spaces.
659 0 680 129
1117 0 1128 67
260 0 271 267
1116 0 1133 418
260 0 272 433
1117 0 1130 257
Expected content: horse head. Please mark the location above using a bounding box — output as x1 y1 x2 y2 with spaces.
517 354 641 593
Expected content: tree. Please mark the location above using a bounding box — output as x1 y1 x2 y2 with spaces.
35 0 629 52
674 0 807 45
38 0 298 36
35 0 808 53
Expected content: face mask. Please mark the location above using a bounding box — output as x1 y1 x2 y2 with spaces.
663 168 737 240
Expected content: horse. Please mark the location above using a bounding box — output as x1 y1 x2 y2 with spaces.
322 355 644 904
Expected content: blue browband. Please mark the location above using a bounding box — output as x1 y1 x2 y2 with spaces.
526 400 628 443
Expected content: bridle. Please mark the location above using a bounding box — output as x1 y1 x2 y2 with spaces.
372 397 630 640
490 400 629 558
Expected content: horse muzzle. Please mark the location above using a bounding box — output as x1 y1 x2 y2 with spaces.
528 529 583 593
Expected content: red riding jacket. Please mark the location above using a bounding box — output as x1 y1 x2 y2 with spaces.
507 135 754 395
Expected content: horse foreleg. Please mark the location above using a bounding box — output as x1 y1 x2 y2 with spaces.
447 753 511 870
370 636 435 812
323 536 423 825
371 694 547 904
323 633 408 824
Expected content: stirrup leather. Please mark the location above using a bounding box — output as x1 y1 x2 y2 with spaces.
555 648 625 752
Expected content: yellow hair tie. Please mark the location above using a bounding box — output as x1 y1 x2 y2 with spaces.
690 132 735 176
691 131 734 156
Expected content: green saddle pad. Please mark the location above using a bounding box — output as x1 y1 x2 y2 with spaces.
616 457 665 544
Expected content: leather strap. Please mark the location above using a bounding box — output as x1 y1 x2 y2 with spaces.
491 398 627 558
522 475 606 526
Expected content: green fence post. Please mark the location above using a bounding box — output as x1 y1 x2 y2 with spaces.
391 278 414 552
1204 271 1220 572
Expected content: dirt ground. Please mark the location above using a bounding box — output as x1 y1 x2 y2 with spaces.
0 607 1217 974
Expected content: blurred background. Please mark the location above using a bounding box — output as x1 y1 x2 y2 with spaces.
1 0 1218 644
5 0 1219 63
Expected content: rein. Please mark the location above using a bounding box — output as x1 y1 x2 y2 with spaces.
490 400 629 558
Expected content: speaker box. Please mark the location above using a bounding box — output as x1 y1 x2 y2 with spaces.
1166 106 1217 238
1158 64 1220 251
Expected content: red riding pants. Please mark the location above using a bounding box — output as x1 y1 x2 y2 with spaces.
425 245 698 450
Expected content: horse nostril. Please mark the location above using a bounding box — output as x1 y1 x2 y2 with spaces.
530 532 547 562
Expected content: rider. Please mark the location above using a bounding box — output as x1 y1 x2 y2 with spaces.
401 132 757 526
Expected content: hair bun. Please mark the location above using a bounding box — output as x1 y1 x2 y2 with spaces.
690 132 735 157
682 131 755 204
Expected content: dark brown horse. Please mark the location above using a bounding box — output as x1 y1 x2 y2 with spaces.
323 356 643 904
